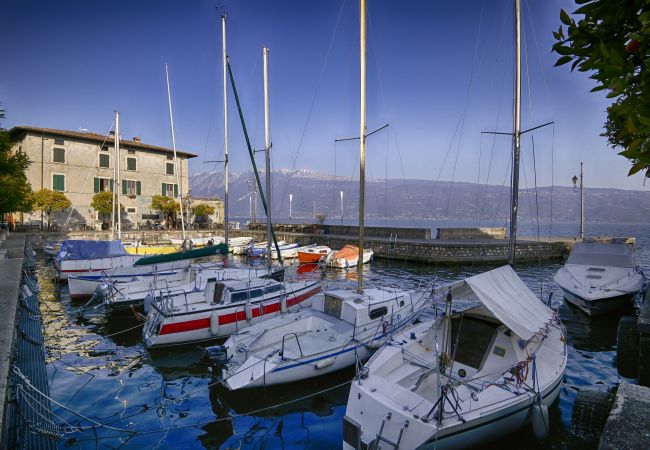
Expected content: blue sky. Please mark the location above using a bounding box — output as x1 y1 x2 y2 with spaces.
1 0 647 191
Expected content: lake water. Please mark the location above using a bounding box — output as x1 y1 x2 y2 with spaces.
38 221 649 449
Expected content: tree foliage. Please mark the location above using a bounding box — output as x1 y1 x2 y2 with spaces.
32 188 71 230
151 195 179 228
0 106 33 214
191 203 214 221
91 191 113 224
552 0 650 178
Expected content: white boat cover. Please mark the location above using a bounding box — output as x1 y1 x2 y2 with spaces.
567 242 635 268
464 265 553 341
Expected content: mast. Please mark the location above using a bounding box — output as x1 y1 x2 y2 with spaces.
115 110 121 240
508 0 522 266
222 15 230 247
111 113 117 240
165 63 186 240
357 0 367 294
263 47 272 271
580 161 584 240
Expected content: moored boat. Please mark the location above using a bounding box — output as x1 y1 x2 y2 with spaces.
297 245 331 264
55 240 143 281
325 245 373 269
229 237 254 255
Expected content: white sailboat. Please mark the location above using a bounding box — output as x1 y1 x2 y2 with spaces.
553 239 644 315
343 1 567 448
217 0 420 391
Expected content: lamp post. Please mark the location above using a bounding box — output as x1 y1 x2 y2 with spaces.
340 190 344 224
289 194 293 224
572 162 584 240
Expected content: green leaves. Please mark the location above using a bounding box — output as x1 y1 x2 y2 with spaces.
552 0 650 178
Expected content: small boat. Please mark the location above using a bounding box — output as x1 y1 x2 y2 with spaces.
170 236 225 247
124 242 179 255
245 241 287 258
297 245 331 264
219 287 428 390
133 243 228 266
229 237 254 255
325 245 373 269
142 277 321 348
43 241 62 257
269 242 300 260
343 265 567 449
55 240 144 281
553 238 645 316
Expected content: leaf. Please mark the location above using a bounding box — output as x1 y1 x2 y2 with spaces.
571 58 582 71
560 9 572 26
637 115 650 127
553 30 561 40
553 44 573 55
599 41 610 59
590 84 606 92
555 55 573 66
628 161 646 176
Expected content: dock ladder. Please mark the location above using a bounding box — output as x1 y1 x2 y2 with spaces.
371 412 409 450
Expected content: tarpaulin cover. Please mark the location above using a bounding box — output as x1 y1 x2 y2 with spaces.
567 242 635 268
55 240 128 261
464 265 553 341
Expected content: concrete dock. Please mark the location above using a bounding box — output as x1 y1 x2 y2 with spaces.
599 382 650 450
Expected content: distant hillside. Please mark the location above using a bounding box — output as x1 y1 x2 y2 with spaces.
189 169 650 224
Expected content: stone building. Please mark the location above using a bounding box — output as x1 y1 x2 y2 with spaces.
8 126 204 229
189 195 225 226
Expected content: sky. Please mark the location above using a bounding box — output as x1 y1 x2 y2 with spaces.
1 0 647 193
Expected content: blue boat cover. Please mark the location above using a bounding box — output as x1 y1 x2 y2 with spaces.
55 240 128 261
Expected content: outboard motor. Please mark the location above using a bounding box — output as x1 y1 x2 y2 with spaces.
201 345 229 380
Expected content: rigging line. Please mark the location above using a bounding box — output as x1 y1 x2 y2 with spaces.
478 1 510 225
274 0 348 218
444 0 488 219
550 123 555 238
367 13 413 210
385 131 389 224
491 154 511 229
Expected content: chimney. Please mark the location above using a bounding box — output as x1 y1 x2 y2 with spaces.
133 136 142 142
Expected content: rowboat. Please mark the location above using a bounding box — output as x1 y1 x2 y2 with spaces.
297 245 331 264
325 245 373 269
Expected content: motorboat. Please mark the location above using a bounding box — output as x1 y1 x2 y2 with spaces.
343 265 567 450
229 237 254 255
124 241 179 255
269 242 300 260
43 241 62 257
54 240 144 281
170 236 225 247
97 265 273 311
142 277 321 348
245 241 286 258
553 239 645 316
325 245 373 269
219 286 429 390
297 245 331 264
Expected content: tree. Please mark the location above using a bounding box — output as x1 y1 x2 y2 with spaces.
151 195 179 229
32 188 71 231
0 106 33 215
191 203 215 224
91 191 113 228
316 213 327 225
552 0 650 178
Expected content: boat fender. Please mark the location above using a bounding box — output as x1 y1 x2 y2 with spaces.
315 357 335 369
531 397 550 440
143 293 154 314
245 303 254 321
210 310 220 335
280 296 288 313
382 321 390 337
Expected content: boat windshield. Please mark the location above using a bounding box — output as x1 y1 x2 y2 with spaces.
567 242 635 268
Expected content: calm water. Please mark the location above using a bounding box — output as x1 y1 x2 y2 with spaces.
39 222 649 449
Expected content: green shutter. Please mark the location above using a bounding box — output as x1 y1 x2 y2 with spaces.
136 181 141 195
52 174 65 191
174 184 178 197
110 179 114 192
94 177 100 193
162 183 166 196
122 179 127 194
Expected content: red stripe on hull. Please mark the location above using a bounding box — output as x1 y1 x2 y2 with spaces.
158 286 321 336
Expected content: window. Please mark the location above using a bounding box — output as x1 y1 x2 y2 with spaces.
122 179 141 197
101 145 109 152
99 153 110 168
126 157 137 171
127 149 135 154
166 162 175 175
52 174 65 191
52 147 65 163
369 306 388 320
162 183 178 197
167 154 174 160
54 138 64 145
126 207 137 214
94 177 113 192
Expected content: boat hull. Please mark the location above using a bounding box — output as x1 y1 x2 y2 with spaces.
560 288 633 316
55 255 144 281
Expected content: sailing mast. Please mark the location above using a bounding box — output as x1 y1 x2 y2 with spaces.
508 0 522 266
111 112 117 240
115 110 121 240
357 0 367 294
165 64 186 240
263 46 272 271
222 15 230 248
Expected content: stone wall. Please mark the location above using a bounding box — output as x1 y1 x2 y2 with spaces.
436 227 507 240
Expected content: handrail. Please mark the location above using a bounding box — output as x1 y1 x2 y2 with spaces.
280 332 303 360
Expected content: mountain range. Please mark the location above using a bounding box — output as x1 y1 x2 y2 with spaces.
188 169 650 224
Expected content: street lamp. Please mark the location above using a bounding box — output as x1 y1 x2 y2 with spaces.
289 194 293 224
340 190 344 224
572 162 584 240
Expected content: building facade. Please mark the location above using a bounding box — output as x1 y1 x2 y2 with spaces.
9 126 202 229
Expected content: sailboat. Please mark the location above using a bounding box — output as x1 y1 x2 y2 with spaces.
343 1 567 448
216 1 422 391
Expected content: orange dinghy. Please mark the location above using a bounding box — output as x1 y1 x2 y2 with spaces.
325 244 373 268
297 245 331 264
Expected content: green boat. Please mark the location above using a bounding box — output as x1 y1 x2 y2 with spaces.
134 243 228 266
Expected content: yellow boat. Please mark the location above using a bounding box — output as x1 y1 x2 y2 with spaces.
124 244 179 255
